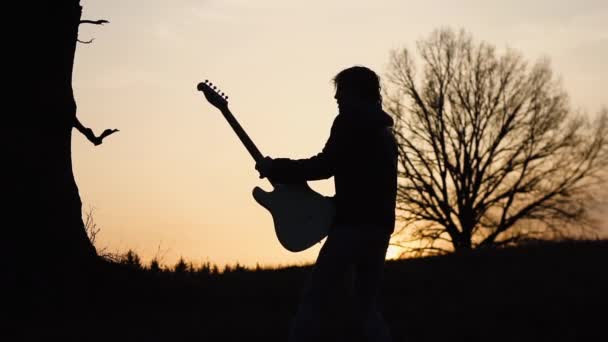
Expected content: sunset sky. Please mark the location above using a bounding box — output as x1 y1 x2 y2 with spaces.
73 0 607 267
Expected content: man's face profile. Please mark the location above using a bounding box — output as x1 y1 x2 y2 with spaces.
334 85 358 113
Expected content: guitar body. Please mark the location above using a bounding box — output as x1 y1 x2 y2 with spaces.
253 183 334 252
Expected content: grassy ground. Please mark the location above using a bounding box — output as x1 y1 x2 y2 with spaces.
6 240 607 341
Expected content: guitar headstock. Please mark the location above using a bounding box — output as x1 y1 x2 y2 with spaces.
197 80 229 111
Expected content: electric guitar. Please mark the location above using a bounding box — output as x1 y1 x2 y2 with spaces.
197 80 334 252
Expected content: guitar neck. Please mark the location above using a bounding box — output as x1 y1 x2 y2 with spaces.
219 107 264 163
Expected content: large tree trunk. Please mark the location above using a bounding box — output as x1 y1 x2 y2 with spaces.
9 0 96 276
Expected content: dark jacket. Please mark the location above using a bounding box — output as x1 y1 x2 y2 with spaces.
268 104 398 234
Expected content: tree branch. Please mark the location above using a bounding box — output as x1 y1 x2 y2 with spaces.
79 19 109 25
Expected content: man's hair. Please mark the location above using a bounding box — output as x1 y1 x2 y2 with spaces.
333 66 382 104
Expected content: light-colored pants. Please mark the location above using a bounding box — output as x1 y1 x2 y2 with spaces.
288 226 393 342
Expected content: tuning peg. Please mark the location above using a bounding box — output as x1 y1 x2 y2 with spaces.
204 79 209 83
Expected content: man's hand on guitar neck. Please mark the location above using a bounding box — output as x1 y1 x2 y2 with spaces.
255 156 274 179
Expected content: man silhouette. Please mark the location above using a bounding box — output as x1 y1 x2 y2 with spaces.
256 66 397 342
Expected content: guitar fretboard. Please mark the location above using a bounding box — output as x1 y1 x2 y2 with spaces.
219 108 264 164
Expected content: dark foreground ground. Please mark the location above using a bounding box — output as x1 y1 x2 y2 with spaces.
5 240 607 341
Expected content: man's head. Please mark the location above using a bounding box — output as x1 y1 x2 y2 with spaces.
333 66 381 112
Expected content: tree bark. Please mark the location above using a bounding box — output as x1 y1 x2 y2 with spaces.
8 0 96 274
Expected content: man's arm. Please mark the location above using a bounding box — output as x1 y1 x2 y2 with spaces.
256 118 341 183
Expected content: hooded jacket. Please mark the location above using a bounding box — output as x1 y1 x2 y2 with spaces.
268 105 398 234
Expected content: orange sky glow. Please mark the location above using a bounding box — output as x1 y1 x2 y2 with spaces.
73 0 607 267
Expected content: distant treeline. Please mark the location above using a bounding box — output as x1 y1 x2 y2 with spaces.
103 248 307 275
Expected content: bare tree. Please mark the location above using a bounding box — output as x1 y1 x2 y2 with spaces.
384 28 608 255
